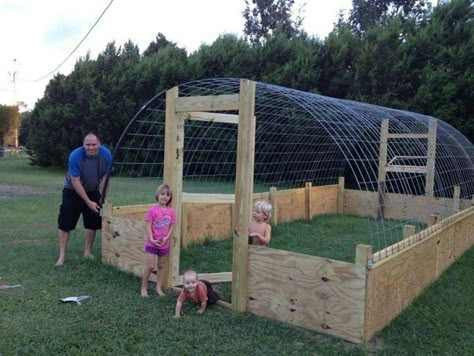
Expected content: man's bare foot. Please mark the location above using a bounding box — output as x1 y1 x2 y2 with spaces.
156 289 165 297
55 257 65 267
83 253 95 260
141 288 149 298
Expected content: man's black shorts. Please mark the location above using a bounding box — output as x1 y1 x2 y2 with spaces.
58 189 102 232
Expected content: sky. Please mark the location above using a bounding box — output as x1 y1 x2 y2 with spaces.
0 0 352 110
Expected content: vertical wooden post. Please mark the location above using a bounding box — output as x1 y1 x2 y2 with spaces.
453 185 460 212
403 224 416 238
269 187 278 225
425 118 437 197
163 86 183 288
181 203 188 248
337 177 345 214
232 79 256 312
428 213 439 227
305 182 312 220
355 244 373 266
377 119 389 220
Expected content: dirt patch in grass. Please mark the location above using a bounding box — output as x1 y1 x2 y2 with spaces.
0 184 53 199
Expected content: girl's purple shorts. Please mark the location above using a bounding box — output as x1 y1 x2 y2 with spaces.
145 245 170 256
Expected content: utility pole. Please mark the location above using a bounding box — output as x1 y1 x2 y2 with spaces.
8 59 19 148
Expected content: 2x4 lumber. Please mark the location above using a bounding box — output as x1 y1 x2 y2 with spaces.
355 244 373 266
337 177 345 214
453 185 460 212
377 119 389 220
428 213 439 227
425 118 437 197
269 187 278 225
163 86 184 288
175 94 240 112
387 133 429 139
112 203 154 216
232 79 256 312
180 111 239 124
386 165 427 174
173 272 232 285
182 193 235 203
305 182 312 220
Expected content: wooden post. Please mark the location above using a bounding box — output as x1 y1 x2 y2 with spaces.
377 119 389 220
337 177 345 214
181 203 188 248
403 224 416 239
305 182 312 220
163 86 183 288
232 79 256 312
428 213 439 227
425 118 437 197
269 187 278 225
355 244 373 266
453 185 460 212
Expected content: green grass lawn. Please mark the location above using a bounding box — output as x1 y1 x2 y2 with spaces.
1 159 473 355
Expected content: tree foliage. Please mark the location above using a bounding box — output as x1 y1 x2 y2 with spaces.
26 0 474 167
0 104 20 148
243 0 303 44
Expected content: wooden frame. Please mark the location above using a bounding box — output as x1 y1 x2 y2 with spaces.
102 80 472 345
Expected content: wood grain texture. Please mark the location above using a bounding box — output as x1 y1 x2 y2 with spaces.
311 185 338 217
102 216 148 278
232 79 256 312
183 202 233 245
277 188 306 222
247 246 367 343
425 118 437 197
175 94 240 112
337 177 345 214
365 207 474 341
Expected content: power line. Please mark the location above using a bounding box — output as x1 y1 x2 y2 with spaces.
27 0 115 83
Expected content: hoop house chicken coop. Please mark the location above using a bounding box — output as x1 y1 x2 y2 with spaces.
101 79 474 343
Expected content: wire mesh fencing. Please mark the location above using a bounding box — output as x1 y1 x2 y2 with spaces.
109 78 474 260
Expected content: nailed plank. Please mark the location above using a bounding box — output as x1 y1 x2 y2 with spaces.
337 177 345 214
175 94 240 112
305 182 312 220
385 165 427 174
163 86 183 287
232 79 256 312
425 118 437 197
182 193 235 203
387 133 429 139
377 119 389 220
172 272 232 286
248 246 367 343
365 207 474 341
183 202 233 245
311 185 338 217
113 204 154 216
181 111 239 124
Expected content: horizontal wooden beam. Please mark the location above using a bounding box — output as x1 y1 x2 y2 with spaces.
183 193 235 203
172 271 232 285
175 94 240 112
180 111 239 124
112 204 154 215
387 133 429 139
386 165 427 174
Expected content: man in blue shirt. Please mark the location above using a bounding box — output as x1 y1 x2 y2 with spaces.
56 133 112 266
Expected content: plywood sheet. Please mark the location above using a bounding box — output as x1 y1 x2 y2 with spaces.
184 202 233 245
365 207 474 340
102 216 148 278
344 190 378 218
311 185 338 216
277 188 306 222
247 246 367 343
